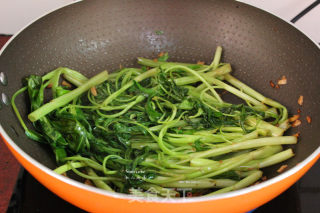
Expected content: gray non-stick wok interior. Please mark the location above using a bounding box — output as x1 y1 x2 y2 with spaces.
0 0 319 179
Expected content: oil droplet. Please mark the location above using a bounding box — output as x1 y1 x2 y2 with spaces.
1 92 10 105
0 72 8 86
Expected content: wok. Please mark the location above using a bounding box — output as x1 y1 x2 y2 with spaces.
0 0 319 212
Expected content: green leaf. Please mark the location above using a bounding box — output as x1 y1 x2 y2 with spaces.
56 86 71 97
155 30 164 35
193 139 210 151
157 71 188 102
145 98 162 122
158 52 169 62
25 75 43 111
178 99 194 110
25 129 44 142
134 80 157 97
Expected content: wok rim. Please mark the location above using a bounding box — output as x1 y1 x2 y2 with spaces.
0 0 319 204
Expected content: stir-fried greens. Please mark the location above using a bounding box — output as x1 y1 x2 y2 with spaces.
12 47 296 197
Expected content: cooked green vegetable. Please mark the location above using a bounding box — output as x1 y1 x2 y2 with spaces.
12 46 296 198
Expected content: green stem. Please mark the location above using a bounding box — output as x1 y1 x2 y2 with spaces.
187 86 229 108
246 116 284 136
28 71 109 122
137 57 206 69
207 77 268 109
206 170 262 196
197 147 270 179
48 69 62 98
160 178 236 189
165 65 223 103
224 74 288 122
62 67 89 86
211 46 223 70
167 133 243 144
54 162 85 174
62 156 104 171
189 136 297 159
220 127 244 133
97 95 145 118
231 130 259 142
86 168 114 191
237 148 294 171
140 184 179 197
174 64 231 86
131 142 160 150
190 158 220 167
11 87 28 131
158 122 188 157
149 118 201 132
102 68 158 106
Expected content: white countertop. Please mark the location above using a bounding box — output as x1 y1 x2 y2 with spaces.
238 0 320 43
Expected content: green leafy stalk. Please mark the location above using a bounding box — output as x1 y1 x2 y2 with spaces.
237 149 294 171
11 46 296 197
206 170 263 196
224 74 288 122
28 71 109 122
160 179 236 189
102 68 159 106
189 136 296 159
